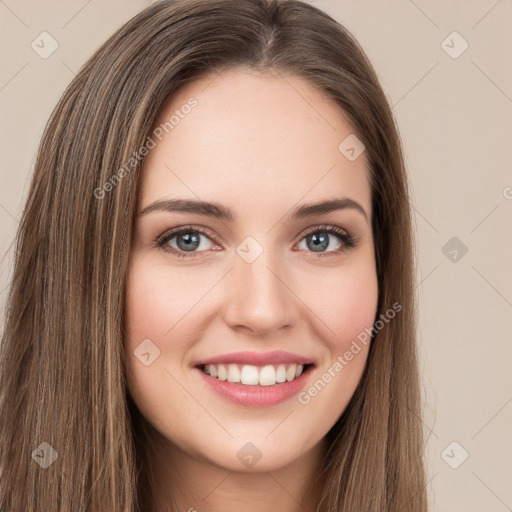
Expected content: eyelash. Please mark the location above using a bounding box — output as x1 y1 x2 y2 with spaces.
154 224 357 259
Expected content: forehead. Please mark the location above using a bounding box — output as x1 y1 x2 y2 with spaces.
139 67 371 220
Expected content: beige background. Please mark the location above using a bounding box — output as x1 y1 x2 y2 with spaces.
1 0 511 510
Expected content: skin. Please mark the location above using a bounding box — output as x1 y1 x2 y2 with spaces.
125 67 379 512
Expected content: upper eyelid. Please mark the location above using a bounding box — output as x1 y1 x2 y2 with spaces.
157 224 220 245
300 223 350 237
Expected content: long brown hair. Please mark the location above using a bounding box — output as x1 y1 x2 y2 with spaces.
0 0 427 510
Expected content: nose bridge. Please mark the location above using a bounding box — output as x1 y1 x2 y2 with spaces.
223 243 294 335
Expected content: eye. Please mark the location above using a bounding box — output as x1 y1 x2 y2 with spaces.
155 223 357 259
295 224 357 256
155 225 220 258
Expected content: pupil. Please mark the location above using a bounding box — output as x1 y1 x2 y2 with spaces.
309 232 328 252
177 232 200 251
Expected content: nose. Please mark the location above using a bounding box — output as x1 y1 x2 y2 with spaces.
223 249 296 337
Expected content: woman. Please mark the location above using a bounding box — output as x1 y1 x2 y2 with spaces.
0 0 428 510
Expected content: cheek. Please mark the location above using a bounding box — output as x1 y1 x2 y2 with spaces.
123 255 226 411
328 274 378 350
293 260 378 419
123 257 181 379
296 260 379 353
123 257 197 433
124 256 214 346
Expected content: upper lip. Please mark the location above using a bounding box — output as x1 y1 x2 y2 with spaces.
194 350 314 367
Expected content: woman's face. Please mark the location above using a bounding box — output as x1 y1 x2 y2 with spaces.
125 67 378 472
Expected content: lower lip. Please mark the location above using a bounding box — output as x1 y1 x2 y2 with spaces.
194 365 314 407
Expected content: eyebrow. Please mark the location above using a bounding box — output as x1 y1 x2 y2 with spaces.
139 197 368 222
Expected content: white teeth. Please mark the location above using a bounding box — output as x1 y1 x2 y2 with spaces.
259 365 276 386
276 364 287 383
217 364 227 381
201 362 308 386
227 364 241 383
240 365 259 385
286 364 297 381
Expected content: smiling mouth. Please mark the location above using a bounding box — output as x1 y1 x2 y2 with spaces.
196 363 314 386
